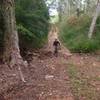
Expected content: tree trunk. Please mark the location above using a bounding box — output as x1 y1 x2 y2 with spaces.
88 2 100 39
1 0 26 82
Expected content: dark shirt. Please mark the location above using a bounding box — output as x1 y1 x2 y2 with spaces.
53 40 60 47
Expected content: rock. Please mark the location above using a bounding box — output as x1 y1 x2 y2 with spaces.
93 63 96 66
45 75 54 80
81 57 84 60
96 87 100 91
24 61 28 67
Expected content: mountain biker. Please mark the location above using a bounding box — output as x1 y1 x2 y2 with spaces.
53 39 61 57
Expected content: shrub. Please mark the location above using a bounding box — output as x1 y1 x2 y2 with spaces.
59 15 100 53
15 0 49 50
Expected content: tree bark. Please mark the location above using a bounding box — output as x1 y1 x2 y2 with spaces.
88 1 100 39
1 0 26 82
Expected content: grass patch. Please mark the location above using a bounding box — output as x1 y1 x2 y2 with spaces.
67 64 100 100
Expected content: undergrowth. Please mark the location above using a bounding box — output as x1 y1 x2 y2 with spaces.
59 15 100 53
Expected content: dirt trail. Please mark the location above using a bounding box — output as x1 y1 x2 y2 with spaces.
1 27 100 100
2 27 74 100
47 26 72 57
34 28 74 100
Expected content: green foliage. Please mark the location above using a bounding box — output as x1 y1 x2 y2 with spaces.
59 15 100 53
15 0 49 49
0 0 49 52
18 25 47 49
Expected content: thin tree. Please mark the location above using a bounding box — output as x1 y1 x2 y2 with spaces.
88 0 100 39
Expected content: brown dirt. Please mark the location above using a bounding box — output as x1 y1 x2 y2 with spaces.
0 27 100 100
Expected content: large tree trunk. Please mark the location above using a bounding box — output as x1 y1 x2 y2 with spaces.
1 0 26 82
88 1 100 39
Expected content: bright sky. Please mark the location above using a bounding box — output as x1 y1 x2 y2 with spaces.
49 9 58 16
45 0 59 16
46 0 86 16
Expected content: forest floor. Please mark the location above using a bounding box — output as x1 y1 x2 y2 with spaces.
0 28 100 100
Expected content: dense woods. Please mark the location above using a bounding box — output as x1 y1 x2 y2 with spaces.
59 0 100 53
16 0 49 49
0 0 100 60
0 0 100 100
0 0 49 61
